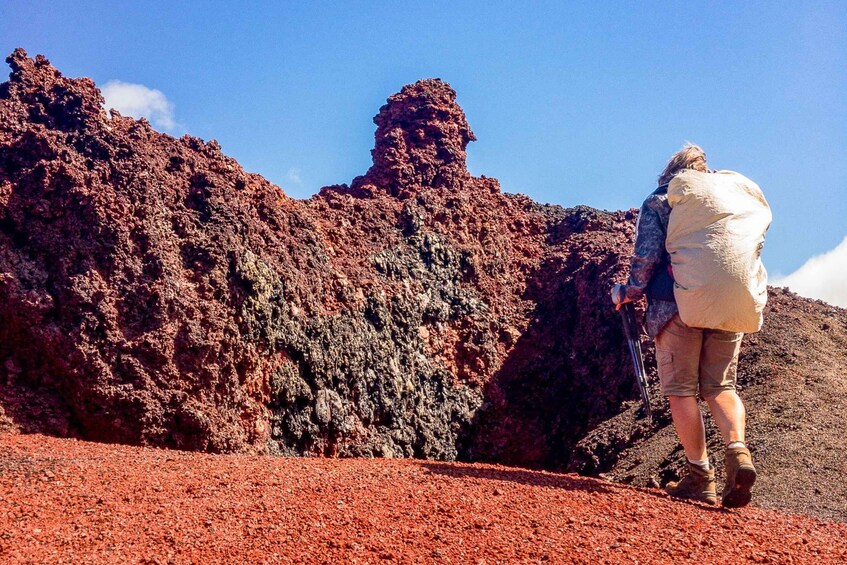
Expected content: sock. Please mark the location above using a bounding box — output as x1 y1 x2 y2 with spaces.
688 458 710 471
727 441 746 450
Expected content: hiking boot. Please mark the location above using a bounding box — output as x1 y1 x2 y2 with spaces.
665 462 717 505
722 446 756 508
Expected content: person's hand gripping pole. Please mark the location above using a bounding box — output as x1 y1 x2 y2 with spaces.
610 283 634 311
610 284 653 422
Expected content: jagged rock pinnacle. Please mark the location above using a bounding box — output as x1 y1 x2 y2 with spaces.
355 78 476 197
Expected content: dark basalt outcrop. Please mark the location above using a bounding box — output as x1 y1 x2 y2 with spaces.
1 50 845 520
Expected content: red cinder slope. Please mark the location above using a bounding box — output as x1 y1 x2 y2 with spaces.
1 432 845 564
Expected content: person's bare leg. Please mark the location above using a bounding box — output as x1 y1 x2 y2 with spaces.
705 390 746 445
707 389 754 507
668 395 708 461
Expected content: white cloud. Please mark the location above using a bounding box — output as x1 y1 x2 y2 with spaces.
101 80 177 132
285 168 303 185
771 235 847 308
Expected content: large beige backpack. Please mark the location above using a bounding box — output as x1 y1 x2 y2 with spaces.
666 169 771 333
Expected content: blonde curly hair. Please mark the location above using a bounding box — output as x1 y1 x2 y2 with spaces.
658 143 709 186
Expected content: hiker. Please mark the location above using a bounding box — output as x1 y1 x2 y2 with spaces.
611 144 771 507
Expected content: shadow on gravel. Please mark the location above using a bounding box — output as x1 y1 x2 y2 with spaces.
419 461 613 494
419 461 733 515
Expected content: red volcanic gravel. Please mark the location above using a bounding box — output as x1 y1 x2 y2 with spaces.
1 433 845 564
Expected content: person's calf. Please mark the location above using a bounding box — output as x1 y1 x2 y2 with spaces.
667 395 708 462
705 390 746 445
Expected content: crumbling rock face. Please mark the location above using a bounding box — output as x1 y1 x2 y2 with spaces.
2 50 846 520
0 49 637 463
0 49 291 452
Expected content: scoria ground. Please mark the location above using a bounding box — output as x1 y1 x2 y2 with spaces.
2 433 846 564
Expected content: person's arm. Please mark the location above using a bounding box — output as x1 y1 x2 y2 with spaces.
626 197 666 300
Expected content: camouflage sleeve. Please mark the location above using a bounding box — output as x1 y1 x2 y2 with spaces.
626 196 667 299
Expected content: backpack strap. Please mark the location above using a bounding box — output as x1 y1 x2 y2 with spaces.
646 263 675 303
646 183 673 303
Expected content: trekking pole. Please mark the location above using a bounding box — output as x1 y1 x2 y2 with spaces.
618 302 653 423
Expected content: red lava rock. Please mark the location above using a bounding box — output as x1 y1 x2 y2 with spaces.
1 432 846 564
0 48 640 465
352 78 475 197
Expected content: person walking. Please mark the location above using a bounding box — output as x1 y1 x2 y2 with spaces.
612 144 771 508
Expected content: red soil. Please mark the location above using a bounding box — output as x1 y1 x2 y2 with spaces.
2 432 844 564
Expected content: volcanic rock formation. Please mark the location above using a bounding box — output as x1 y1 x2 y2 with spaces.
0 49 635 460
1 50 845 520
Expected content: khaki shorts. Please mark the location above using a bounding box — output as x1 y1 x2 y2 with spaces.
655 314 743 397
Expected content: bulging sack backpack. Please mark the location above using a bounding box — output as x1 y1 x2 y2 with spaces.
666 169 771 333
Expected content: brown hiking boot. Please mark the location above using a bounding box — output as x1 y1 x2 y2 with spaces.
665 462 717 505
722 446 756 508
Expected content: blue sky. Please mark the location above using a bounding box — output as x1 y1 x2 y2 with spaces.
2 2 845 298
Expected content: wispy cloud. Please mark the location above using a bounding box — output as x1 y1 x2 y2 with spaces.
771 235 847 308
285 168 303 185
101 80 178 132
